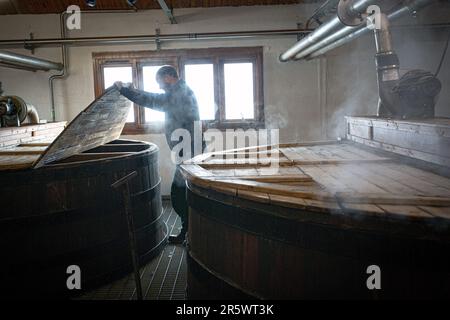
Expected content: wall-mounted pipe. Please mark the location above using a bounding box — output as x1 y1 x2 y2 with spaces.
279 0 377 62
307 0 436 60
0 29 311 48
48 12 68 122
0 50 63 71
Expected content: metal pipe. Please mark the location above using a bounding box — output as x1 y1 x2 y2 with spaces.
307 0 436 59
374 13 393 53
157 0 177 24
294 24 356 60
373 13 401 117
0 29 311 48
48 12 68 122
0 62 41 72
279 0 377 61
0 50 63 71
26 105 40 124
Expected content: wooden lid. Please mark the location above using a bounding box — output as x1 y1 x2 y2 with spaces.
181 141 450 224
33 87 131 168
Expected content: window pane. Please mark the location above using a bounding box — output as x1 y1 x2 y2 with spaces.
143 66 165 122
224 63 254 120
185 64 215 120
103 66 134 123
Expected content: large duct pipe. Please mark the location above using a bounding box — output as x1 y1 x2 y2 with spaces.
0 50 63 71
279 0 377 62
307 0 436 60
373 13 401 117
26 105 40 124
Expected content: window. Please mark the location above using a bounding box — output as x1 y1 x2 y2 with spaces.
103 66 134 122
142 65 165 122
184 63 215 121
224 62 254 120
93 47 263 134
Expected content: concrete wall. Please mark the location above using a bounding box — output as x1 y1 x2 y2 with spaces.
0 3 449 194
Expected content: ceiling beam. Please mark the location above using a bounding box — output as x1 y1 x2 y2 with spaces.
156 0 177 24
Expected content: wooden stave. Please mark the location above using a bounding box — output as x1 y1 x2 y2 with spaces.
186 185 450 299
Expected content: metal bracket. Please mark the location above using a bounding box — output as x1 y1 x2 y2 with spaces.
297 23 307 41
24 33 35 54
156 28 161 51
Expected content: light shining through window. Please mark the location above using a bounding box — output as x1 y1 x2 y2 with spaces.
103 66 134 123
224 63 254 120
185 64 215 120
143 66 165 122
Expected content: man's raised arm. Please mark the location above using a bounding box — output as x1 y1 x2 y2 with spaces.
114 81 168 112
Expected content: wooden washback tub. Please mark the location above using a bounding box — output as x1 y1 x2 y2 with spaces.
0 88 166 297
181 117 450 299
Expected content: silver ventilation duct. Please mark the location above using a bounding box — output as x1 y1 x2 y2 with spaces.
0 50 63 71
307 0 436 60
280 0 436 62
279 0 377 62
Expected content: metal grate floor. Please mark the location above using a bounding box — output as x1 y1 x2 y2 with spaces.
76 200 186 300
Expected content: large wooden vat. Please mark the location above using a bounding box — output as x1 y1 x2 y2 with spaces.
0 88 166 298
0 139 165 297
181 121 450 299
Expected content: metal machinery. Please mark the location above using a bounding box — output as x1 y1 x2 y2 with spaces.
280 0 444 119
0 94 39 127
336 0 442 119
0 82 40 127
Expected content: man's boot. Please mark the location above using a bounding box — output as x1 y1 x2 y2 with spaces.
169 229 186 245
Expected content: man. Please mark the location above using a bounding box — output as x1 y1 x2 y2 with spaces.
114 65 203 245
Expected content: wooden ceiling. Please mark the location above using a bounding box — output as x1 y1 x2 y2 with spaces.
0 0 312 14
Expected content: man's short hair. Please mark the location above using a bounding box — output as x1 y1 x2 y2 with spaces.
156 65 179 79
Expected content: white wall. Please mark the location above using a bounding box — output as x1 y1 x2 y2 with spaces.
1 3 449 194
0 5 323 194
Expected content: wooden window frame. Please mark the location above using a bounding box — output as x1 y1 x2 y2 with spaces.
93 47 264 135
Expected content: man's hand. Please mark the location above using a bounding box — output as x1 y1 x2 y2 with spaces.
114 81 134 91
114 81 123 91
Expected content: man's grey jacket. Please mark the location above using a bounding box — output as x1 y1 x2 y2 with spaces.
119 79 201 151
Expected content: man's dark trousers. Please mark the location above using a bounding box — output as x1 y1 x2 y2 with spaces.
170 166 188 236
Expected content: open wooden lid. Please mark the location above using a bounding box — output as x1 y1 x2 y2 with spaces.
33 86 132 168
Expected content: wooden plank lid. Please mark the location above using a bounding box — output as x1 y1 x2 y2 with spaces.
33 87 131 168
